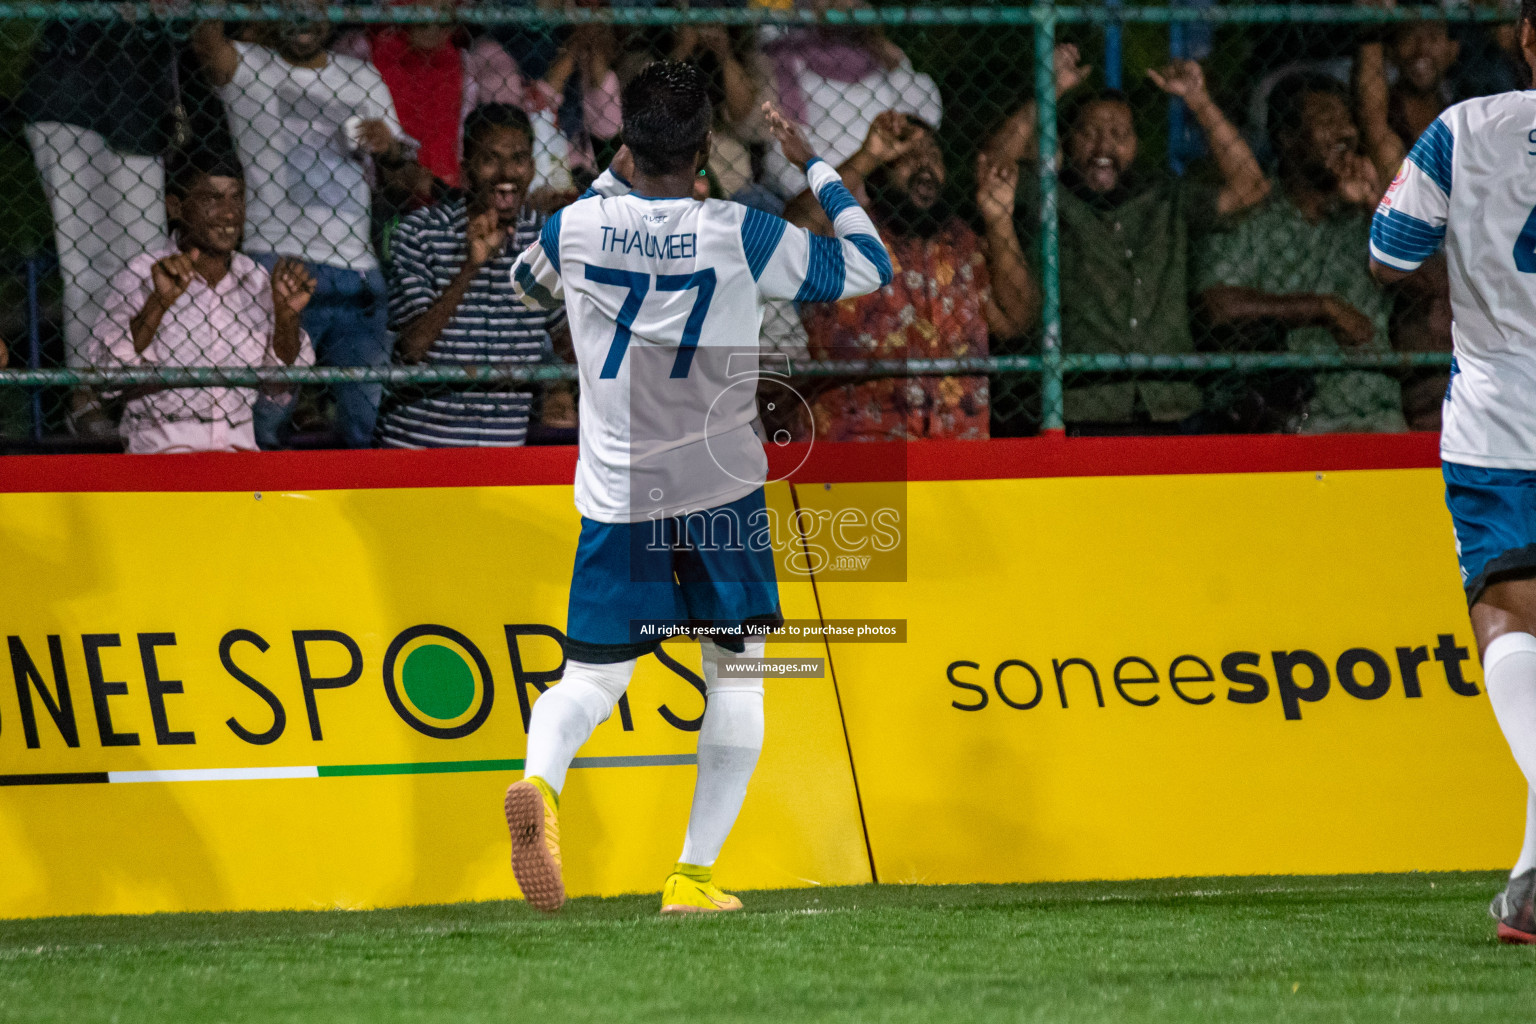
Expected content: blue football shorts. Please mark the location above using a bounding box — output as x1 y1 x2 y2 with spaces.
564 486 783 663
1444 460 1536 608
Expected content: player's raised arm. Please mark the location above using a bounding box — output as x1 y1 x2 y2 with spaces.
1369 116 1451 285
511 148 638 310
578 145 636 201
745 104 894 303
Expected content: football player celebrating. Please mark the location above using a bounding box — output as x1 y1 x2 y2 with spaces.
1370 0 1536 944
505 61 892 914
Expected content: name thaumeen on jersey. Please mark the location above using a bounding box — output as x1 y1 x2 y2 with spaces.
510 160 894 525
599 226 699 260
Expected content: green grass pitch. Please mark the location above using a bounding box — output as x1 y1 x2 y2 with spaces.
4 872 1536 1023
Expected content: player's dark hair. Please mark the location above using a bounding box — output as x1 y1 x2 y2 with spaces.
463 103 533 159
1063 88 1133 134
1267 72 1348 148
621 60 714 177
1524 0 1536 30
165 147 245 199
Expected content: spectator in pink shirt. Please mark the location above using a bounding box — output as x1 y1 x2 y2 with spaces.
89 152 317 454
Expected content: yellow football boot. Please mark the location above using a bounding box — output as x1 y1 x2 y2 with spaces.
504 776 564 912
660 863 743 914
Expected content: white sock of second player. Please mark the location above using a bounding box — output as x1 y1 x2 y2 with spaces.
679 640 766 867
1513 787 1536 879
1484 631 1536 879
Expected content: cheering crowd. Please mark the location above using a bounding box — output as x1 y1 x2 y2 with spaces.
9 0 1520 451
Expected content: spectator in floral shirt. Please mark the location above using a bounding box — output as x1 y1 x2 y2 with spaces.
788 112 1036 440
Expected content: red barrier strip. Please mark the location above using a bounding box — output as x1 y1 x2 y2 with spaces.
0 433 1441 494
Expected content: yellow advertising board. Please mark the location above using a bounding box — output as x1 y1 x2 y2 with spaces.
0 436 1512 918
0 478 870 918
809 464 1518 884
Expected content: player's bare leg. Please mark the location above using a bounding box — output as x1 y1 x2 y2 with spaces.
1471 576 1536 943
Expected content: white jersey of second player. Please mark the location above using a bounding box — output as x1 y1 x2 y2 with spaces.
1371 91 1536 469
512 159 892 523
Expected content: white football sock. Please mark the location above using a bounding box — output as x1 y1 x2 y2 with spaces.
1483 632 1536 877
678 640 765 868
1514 788 1536 879
523 658 635 794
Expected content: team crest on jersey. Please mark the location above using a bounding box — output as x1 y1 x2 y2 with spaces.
1379 161 1409 210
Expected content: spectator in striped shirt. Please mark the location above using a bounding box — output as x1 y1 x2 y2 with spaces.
379 104 570 448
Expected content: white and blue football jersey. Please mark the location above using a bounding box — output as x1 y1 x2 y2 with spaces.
1370 92 1536 469
512 159 892 522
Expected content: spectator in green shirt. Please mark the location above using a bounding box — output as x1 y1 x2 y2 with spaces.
1195 73 1406 434
986 44 1269 432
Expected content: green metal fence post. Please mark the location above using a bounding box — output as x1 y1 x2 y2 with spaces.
1034 3 1064 433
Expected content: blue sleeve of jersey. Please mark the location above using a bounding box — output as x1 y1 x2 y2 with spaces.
815 177 860 222
1368 117 1452 271
794 234 848 303
515 261 559 309
751 159 892 302
540 208 564 277
846 233 893 289
812 169 893 288
740 207 789 282
1409 118 1453 196
1370 210 1446 267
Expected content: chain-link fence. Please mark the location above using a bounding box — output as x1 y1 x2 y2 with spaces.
0 1 1484 452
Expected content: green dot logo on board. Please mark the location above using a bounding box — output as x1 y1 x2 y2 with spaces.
382 625 495 739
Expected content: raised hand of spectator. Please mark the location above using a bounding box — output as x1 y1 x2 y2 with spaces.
764 102 816 168
191 20 239 87
983 45 1087 168
466 208 509 269
1055 43 1093 96
976 152 1018 227
1335 151 1384 207
1354 8 1403 180
1149 58 1269 216
572 24 617 87
355 118 401 159
672 25 731 61
870 30 908 72
671 25 701 60
1146 60 1209 103
271 258 316 319
150 250 199 309
861 111 922 167
697 25 733 60
401 162 438 203
269 258 313 368
1323 296 1377 348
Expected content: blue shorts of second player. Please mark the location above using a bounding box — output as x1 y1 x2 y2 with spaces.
1444 460 1536 607
565 487 783 664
